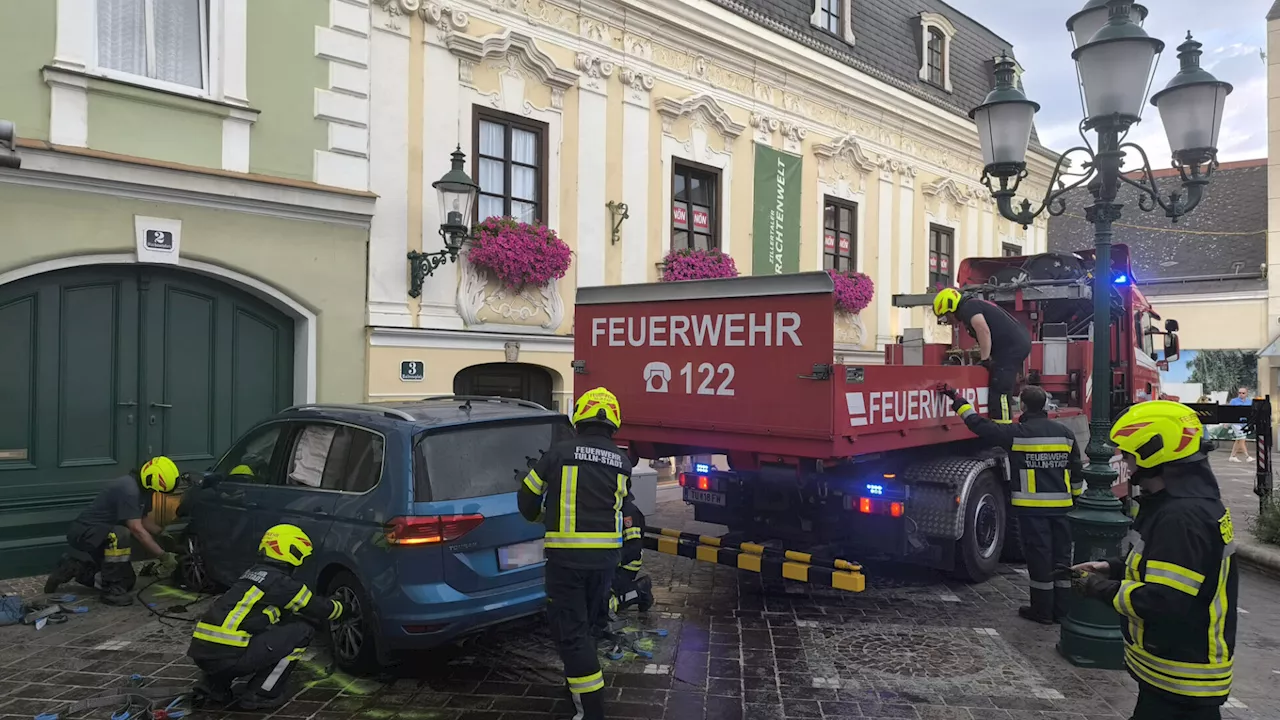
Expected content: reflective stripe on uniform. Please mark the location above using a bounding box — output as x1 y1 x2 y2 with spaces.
285 586 312 612
103 548 132 563
328 600 344 621
560 467 578 535
544 532 623 549
1126 644 1232 678
622 560 643 572
193 585 265 648
1028 579 1053 591
1010 492 1073 508
1011 437 1073 453
996 394 1012 424
1124 650 1232 698
1144 560 1205 596
566 671 605 695
1113 579 1143 620
263 606 281 624
1068 470 1084 497
523 469 545 495
1208 543 1235 664
958 404 976 418
623 527 642 541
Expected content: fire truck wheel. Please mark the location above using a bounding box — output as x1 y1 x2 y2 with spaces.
953 471 1006 583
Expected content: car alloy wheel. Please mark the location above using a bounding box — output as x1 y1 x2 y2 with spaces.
180 535 210 591
330 585 365 662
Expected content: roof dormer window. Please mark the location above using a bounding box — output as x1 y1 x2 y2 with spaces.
918 12 956 92
811 0 855 44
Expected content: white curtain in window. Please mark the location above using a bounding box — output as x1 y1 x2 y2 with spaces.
479 121 505 158
511 166 536 203
153 0 204 88
478 196 504 222
512 129 536 164
98 0 147 77
478 159 505 196
289 426 337 488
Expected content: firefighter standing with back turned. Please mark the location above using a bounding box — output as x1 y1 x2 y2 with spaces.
519 387 633 720
944 385 1083 624
934 287 1032 424
1069 401 1237 720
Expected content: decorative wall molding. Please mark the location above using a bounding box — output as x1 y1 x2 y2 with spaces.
814 134 879 193
879 156 917 187
835 311 868 349
574 52 615 93
314 0 371 191
619 66 655 106
749 112 780 145
457 258 566 331
922 176 977 224
446 29 577 108
655 93 746 138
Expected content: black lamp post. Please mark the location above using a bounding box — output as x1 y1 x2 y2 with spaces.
408 145 479 298
970 0 1231 669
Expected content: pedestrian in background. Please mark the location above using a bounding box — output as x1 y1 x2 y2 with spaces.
1227 387 1253 463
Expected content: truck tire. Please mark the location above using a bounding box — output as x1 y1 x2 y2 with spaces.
953 471 1006 583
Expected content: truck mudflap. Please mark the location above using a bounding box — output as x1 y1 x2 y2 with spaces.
642 527 866 592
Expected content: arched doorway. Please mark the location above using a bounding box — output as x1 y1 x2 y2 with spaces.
454 363 555 410
0 265 295 576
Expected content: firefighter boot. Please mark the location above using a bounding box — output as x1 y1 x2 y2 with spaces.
565 687 606 720
635 575 653 612
612 575 654 614
44 554 81 594
190 673 235 706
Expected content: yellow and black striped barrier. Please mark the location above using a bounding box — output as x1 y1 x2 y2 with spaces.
643 531 865 593
653 527 862 573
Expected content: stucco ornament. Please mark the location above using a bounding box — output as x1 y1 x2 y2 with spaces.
835 311 869 349
457 258 565 330
421 2 470 32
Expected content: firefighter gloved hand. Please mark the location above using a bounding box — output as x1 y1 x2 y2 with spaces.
1075 571 1120 601
978 358 992 370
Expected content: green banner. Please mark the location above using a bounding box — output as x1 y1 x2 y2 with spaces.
751 143 802 275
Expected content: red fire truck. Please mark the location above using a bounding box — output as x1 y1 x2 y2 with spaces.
573 245 1184 582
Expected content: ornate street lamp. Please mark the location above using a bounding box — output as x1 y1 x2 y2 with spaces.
970 0 1231 669
408 145 479 298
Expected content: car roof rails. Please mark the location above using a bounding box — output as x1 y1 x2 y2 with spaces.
282 403 417 422
417 395 549 411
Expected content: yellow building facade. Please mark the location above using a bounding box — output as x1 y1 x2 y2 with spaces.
361 0 1057 408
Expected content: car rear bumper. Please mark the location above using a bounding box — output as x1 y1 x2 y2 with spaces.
377 579 547 650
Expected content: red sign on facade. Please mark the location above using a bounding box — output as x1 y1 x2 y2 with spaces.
940 257 950 272
838 236 850 252
824 233 835 251
929 256 937 270
672 205 689 229
692 208 710 232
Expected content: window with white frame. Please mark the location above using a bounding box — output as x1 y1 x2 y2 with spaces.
97 0 209 90
810 0 854 43
918 12 956 93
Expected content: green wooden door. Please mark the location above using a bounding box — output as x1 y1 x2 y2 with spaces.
0 266 294 579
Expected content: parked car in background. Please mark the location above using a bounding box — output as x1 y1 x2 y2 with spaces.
170 396 569 672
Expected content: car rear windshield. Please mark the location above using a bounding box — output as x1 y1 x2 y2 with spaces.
414 417 573 502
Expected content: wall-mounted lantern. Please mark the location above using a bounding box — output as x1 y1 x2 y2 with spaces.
408 146 479 298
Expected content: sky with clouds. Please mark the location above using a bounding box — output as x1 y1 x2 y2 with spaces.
944 0 1269 167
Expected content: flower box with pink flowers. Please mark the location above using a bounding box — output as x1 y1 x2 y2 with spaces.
465 217 573 291
659 248 739 282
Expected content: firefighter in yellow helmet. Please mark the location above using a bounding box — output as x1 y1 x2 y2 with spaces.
1070 401 1238 720
188 524 344 710
518 387 633 720
44 456 182 605
933 287 1031 424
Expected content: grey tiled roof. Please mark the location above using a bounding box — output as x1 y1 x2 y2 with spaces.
1269 0 1280 20
706 0 1042 145
1046 161 1267 295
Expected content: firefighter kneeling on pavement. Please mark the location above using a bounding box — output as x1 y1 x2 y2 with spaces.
45 457 182 605
944 384 1083 624
519 386 633 720
187 524 344 710
1069 400 1237 720
610 499 653 617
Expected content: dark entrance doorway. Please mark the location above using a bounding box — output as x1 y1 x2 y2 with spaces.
453 363 555 410
0 265 295 578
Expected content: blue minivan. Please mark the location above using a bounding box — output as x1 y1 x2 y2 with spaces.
172 396 570 672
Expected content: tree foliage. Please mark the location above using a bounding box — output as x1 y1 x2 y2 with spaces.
1187 350 1258 394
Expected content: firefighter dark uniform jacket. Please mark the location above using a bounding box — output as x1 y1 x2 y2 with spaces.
621 501 644 575
958 403 1084 512
518 433 633 569
1101 457 1238 705
189 563 343 659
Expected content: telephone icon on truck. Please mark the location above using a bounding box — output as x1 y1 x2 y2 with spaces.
643 362 672 393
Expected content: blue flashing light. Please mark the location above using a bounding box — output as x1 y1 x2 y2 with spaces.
694 463 711 473
1114 274 1128 284
866 483 885 496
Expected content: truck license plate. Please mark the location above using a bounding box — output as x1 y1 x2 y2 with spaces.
498 539 545 570
684 489 726 506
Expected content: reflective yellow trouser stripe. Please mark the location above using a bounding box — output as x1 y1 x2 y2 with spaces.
622 560 643 572
103 532 131 562
1208 543 1235 664
567 671 604 695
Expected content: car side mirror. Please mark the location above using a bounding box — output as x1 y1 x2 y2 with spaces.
1164 318 1179 332
1163 333 1181 364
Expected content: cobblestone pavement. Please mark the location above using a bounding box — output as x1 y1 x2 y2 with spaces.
3 487 1279 720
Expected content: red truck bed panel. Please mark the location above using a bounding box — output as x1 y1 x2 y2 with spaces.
574 273 1068 461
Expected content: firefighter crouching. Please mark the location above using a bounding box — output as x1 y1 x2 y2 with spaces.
610 499 654 617
518 387 633 720
945 385 1083 624
1070 401 1237 720
188 524 344 710
934 287 1032 424
44 457 182 605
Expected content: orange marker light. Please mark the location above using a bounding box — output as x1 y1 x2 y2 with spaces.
697 476 711 491
859 497 872 514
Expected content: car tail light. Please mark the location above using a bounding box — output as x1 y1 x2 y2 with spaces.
384 515 483 545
